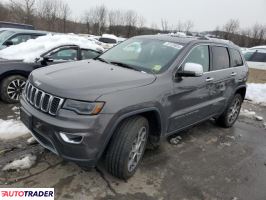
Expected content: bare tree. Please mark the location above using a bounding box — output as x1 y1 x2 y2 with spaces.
161 19 168 32
8 0 36 24
251 23 266 46
176 20 184 32
183 20 194 33
59 2 71 33
137 15 145 28
84 5 107 35
0 2 10 21
108 9 126 35
37 0 60 31
124 10 138 37
223 19 240 40
95 5 107 34
83 11 92 34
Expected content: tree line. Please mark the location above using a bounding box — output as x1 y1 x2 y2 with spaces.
0 0 265 47
0 0 160 37
213 19 266 47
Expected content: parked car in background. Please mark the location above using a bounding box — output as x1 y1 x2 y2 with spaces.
20 35 248 179
250 45 266 51
243 49 266 70
0 34 104 103
98 34 118 50
0 21 35 30
0 28 47 50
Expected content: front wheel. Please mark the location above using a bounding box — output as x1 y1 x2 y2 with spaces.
216 93 243 128
0 75 27 104
105 116 149 179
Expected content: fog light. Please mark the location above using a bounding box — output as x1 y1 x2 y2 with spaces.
59 132 84 144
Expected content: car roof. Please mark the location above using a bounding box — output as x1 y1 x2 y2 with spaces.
134 34 239 49
0 28 48 34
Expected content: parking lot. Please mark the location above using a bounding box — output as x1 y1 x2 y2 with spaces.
0 101 265 200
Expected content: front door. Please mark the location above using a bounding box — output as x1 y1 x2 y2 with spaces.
167 45 212 133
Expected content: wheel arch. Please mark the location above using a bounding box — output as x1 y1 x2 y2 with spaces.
97 107 163 160
234 85 246 100
0 70 29 83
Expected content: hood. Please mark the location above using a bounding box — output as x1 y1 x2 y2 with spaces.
30 60 156 101
0 59 24 64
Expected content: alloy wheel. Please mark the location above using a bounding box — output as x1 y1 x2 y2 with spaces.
7 79 26 101
128 126 147 172
228 97 241 124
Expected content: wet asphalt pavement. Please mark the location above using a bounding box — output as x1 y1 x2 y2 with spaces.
0 101 266 200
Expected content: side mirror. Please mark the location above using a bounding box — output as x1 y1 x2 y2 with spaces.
42 55 54 63
176 63 203 77
4 40 14 47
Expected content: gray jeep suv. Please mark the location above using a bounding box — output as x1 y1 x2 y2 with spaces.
20 35 248 179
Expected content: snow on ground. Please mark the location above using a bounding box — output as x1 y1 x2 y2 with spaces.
27 136 37 145
246 83 266 104
0 119 29 140
240 109 256 118
240 109 264 121
2 154 37 171
0 33 104 63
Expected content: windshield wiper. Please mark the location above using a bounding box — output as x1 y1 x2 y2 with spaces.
94 57 110 64
110 61 140 71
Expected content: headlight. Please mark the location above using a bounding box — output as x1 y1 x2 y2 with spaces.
63 99 104 115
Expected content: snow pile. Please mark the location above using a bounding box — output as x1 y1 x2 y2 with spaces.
0 34 104 63
101 34 118 40
27 136 37 145
0 119 30 140
239 109 256 118
2 154 37 171
240 109 264 121
246 83 266 104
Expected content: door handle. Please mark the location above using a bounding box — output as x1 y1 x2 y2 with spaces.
206 77 214 82
231 72 237 76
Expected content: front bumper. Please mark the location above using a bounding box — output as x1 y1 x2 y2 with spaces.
20 96 113 167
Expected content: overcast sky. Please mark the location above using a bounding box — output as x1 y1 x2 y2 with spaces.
63 0 266 31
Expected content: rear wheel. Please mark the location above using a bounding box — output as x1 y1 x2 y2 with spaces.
105 116 149 179
216 93 243 128
0 75 27 104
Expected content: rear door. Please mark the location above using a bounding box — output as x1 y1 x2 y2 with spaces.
228 48 247 93
206 45 234 114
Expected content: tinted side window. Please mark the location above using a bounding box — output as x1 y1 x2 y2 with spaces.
49 48 78 61
230 49 243 67
9 34 32 45
212 46 230 70
31 34 44 39
99 37 117 44
183 45 210 72
249 52 266 62
81 50 101 59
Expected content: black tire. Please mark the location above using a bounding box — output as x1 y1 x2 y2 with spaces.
146 135 160 150
216 93 243 128
0 75 27 104
105 116 149 180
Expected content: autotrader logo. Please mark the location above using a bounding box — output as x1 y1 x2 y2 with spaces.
0 188 54 200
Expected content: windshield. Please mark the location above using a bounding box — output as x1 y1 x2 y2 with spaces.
244 51 255 60
99 38 184 73
0 30 15 44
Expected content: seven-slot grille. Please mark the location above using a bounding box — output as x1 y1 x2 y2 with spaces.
24 82 64 116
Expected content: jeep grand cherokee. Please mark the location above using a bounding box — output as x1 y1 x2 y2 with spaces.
20 35 248 179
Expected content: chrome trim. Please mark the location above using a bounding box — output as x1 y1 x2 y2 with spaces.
24 82 64 116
